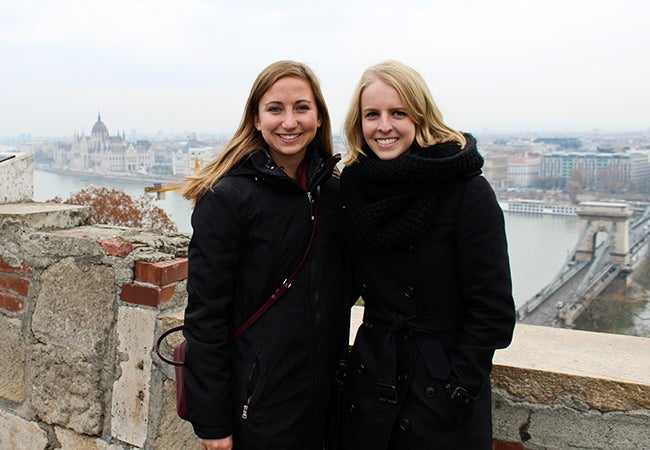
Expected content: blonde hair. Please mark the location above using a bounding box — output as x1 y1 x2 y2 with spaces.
183 60 333 202
343 60 466 164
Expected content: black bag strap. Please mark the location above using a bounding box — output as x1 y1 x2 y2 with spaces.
156 187 321 365
155 325 185 365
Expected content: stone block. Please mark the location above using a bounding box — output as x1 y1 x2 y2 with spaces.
493 324 650 411
134 258 188 286
0 152 33 203
55 426 124 450
0 317 25 402
153 379 200 450
28 344 104 435
0 202 91 230
32 257 115 358
0 410 48 450
111 305 157 448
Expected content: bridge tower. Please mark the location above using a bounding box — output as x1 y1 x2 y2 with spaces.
575 202 633 267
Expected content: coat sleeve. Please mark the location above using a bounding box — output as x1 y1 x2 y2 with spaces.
450 175 516 395
183 183 245 439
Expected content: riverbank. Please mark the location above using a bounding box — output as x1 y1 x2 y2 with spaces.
34 164 177 185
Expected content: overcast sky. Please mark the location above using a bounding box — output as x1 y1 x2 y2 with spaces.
1 0 649 139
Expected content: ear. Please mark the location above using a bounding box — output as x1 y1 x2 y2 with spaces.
317 114 322 128
254 114 261 131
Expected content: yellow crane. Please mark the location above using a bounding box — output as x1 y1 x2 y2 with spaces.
145 157 201 199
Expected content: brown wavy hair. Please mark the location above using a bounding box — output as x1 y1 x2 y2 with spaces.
183 60 333 202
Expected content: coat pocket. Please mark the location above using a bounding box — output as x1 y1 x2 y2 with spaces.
241 351 262 420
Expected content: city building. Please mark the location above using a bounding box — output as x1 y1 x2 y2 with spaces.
508 155 541 188
540 150 650 189
53 113 154 174
171 135 225 176
483 153 509 190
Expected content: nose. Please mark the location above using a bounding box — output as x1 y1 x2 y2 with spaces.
377 114 392 132
282 112 297 129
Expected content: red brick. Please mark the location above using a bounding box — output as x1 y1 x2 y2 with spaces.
120 283 176 307
0 292 25 312
493 440 525 450
135 258 188 286
0 275 29 296
0 257 32 275
97 238 140 257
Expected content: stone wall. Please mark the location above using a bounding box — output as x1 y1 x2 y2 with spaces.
1 202 649 449
0 203 198 449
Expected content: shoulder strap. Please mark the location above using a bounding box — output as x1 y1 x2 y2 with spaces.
155 187 322 365
228 186 321 342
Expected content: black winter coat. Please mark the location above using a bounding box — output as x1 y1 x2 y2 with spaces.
339 141 516 450
183 148 348 450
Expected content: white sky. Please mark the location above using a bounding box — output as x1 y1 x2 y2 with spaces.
1 0 649 138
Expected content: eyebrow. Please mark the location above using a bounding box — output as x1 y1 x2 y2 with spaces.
263 99 314 106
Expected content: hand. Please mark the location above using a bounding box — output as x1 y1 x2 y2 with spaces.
200 435 233 450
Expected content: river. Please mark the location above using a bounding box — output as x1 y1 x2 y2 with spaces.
32 169 582 309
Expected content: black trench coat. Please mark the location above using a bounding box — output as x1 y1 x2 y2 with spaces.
340 174 516 450
183 148 348 450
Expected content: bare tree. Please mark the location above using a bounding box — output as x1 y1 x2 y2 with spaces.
49 186 178 232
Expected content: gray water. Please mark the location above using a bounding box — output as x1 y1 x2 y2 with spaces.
33 170 578 308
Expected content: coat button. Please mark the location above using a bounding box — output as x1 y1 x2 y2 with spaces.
403 286 414 298
347 403 356 413
360 283 367 294
399 417 411 431
357 363 366 374
397 373 408 383
403 329 414 340
425 386 436 397
364 321 374 330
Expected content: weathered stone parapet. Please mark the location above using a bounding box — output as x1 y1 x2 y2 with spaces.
2 201 649 449
491 323 650 448
351 306 650 449
0 201 190 449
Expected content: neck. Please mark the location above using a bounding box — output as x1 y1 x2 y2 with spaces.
273 152 307 180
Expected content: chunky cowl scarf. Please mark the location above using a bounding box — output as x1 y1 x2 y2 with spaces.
339 134 484 249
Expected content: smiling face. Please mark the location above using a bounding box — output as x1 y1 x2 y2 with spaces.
255 76 322 172
360 79 416 160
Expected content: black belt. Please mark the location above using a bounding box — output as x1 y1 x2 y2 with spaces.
369 312 472 406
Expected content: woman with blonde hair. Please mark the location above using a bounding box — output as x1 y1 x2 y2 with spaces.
181 60 347 450
338 60 515 449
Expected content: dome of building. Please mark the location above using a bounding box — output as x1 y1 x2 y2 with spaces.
91 113 108 136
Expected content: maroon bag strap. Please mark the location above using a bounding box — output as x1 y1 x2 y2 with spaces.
155 187 322 365
228 187 321 342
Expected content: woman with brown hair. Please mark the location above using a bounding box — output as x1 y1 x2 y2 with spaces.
182 60 347 450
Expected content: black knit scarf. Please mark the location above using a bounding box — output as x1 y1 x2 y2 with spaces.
339 134 484 249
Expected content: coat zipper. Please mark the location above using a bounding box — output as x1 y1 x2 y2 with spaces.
307 190 316 220
241 352 261 420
